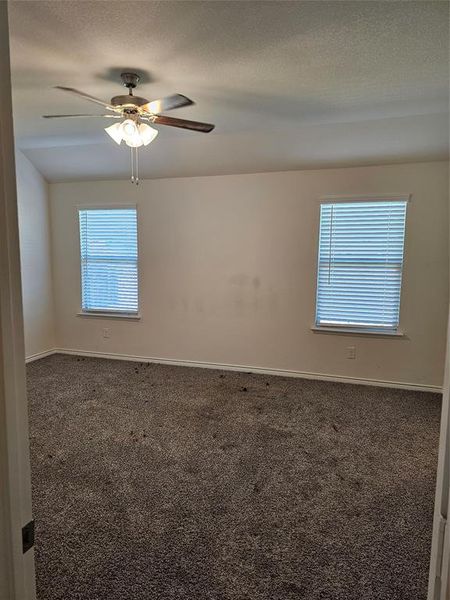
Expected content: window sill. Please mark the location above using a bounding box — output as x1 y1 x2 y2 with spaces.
311 325 405 338
77 311 141 321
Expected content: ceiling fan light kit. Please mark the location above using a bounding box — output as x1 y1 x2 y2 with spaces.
104 120 158 147
43 72 215 185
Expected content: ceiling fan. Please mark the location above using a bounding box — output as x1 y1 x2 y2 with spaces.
43 72 215 184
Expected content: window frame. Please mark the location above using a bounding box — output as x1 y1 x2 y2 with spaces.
76 204 140 319
312 194 410 337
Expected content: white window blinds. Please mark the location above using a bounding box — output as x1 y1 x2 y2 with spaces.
79 208 138 314
315 200 407 330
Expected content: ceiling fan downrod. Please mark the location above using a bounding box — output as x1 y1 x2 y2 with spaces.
121 72 140 93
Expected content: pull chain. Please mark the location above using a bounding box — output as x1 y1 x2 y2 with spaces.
130 147 139 185
135 147 139 185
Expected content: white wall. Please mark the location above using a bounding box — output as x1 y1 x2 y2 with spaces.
16 150 55 358
49 161 449 388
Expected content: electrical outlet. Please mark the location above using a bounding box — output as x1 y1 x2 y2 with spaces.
346 346 356 359
102 328 110 339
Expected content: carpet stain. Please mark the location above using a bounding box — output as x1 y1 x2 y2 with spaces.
27 354 441 600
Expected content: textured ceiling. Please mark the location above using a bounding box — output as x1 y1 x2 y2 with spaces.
8 0 450 182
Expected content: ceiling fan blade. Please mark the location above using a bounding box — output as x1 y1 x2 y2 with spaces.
55 86 117 111
42 114 121 119
152 115 215 133
142 94 194 114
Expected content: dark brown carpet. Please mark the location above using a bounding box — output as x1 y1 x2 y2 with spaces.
27 354 441 600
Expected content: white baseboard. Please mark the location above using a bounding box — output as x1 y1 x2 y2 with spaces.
42 347 442 393
25 348 57 363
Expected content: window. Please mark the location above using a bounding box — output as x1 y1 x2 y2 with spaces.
79 207 138 314
315 198 408 332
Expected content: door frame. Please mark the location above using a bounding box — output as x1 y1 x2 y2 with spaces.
428 309 450 599
0 2 36 598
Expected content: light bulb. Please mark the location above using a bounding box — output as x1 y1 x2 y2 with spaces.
104 122 123 145
139 123 158 146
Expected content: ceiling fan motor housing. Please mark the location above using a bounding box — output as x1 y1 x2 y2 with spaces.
110 95 148 109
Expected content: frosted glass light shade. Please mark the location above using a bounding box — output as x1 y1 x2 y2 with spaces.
121 119 142 147
122 119 137 137
124 136 143 148
104 123 123 145
139 123 158 146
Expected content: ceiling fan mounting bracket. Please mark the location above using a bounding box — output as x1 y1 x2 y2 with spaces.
120 72 140 90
